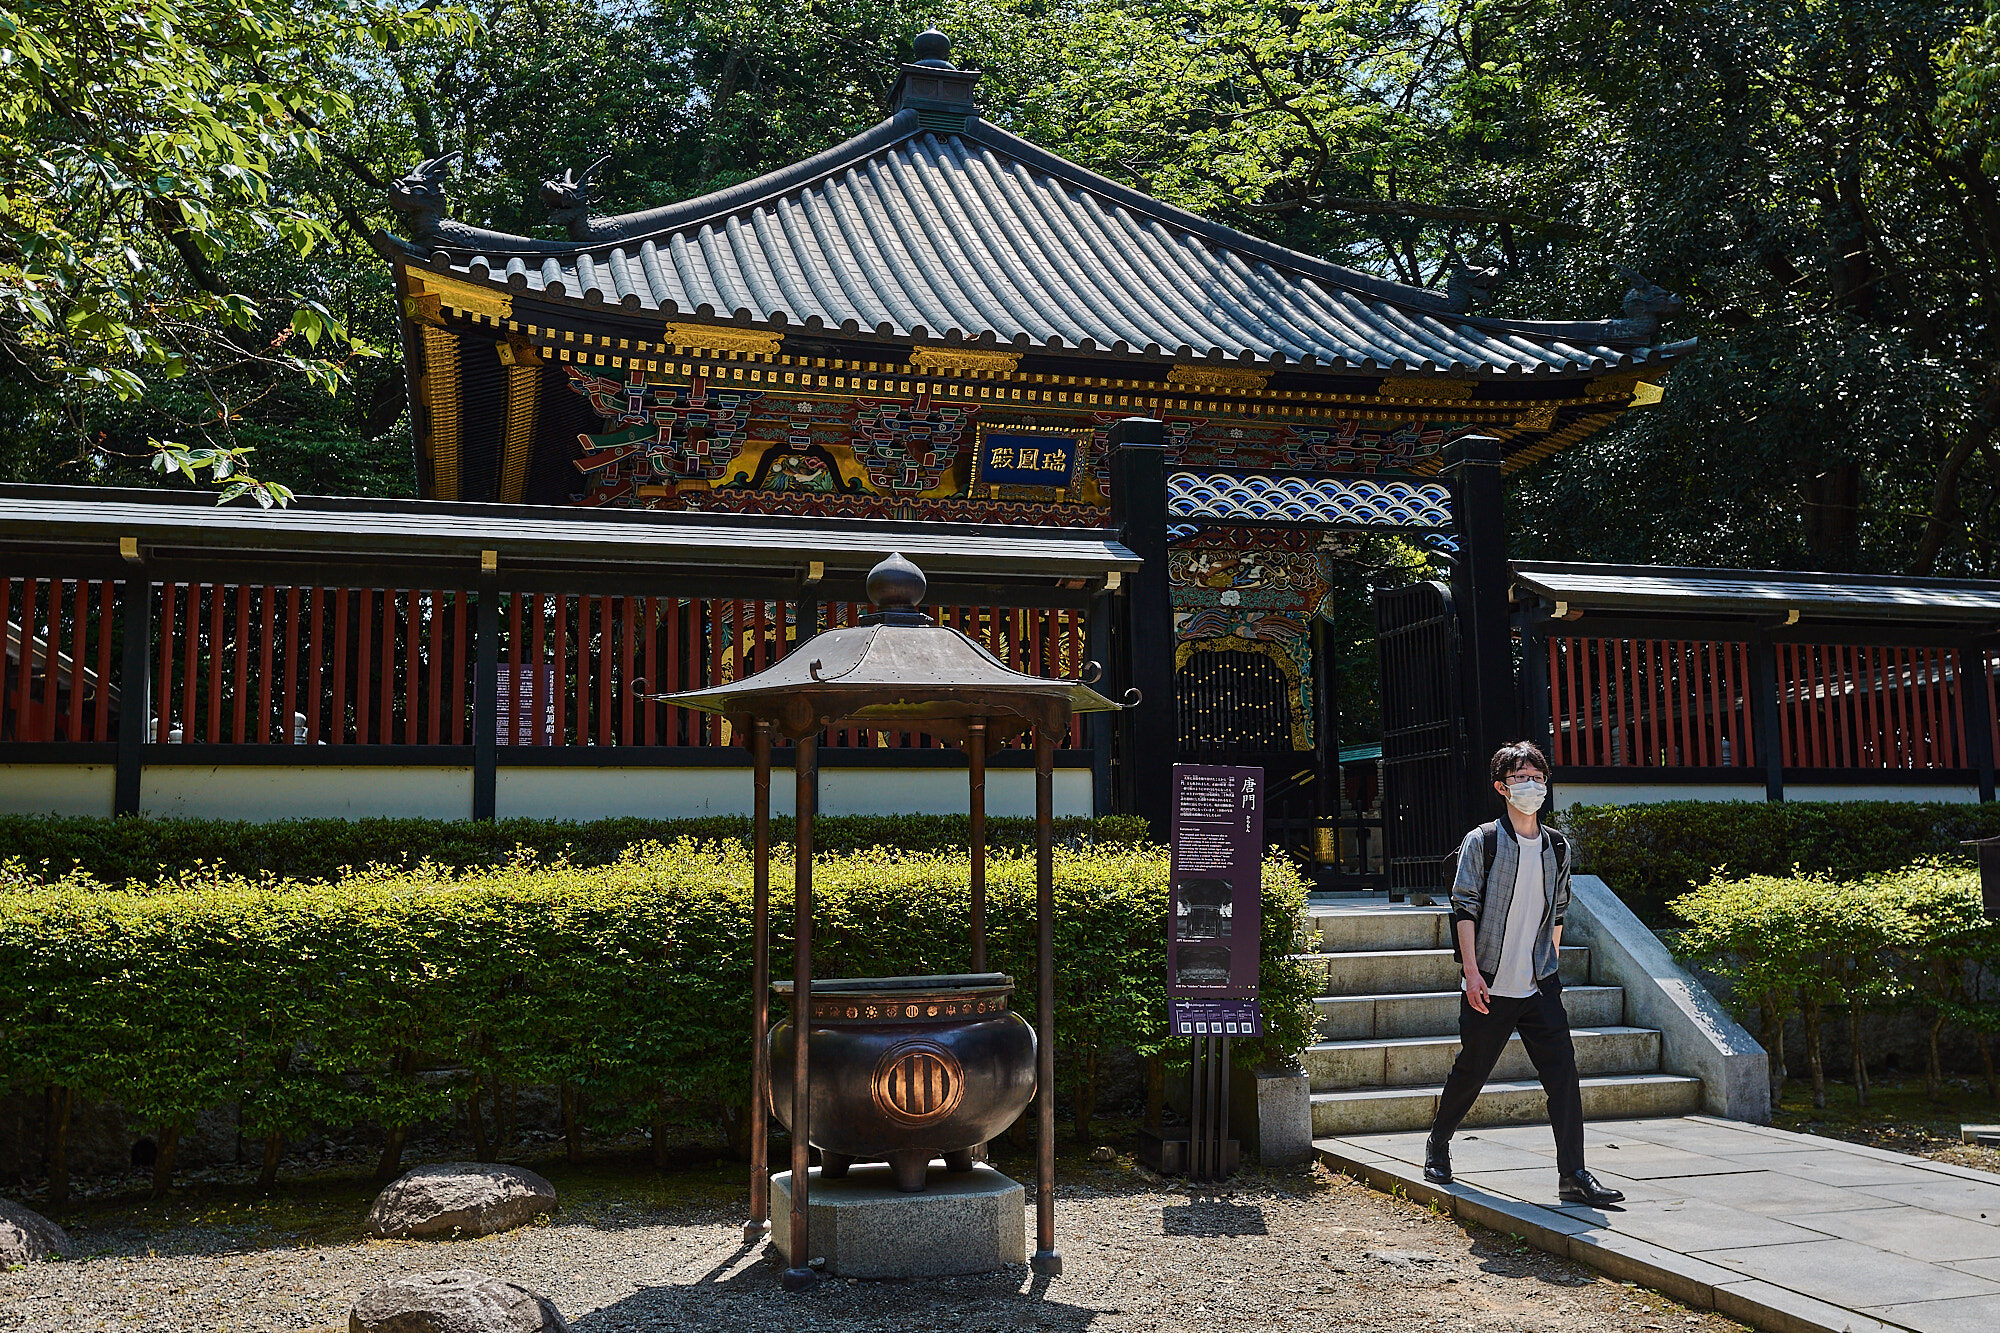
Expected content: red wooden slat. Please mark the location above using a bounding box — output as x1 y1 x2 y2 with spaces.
620 597 636 745
331 589 350 745
427 591 443 745
598 595 613 746
33 579 58 741
307 589 324 744
65 583 86 742
231 585 249 742
1859 646 1881 768
355 589 374 745
530 594 548 746
1886 647 1910 767
283 587 300 744
507 591 524 745
1808 645 1828 768
1689 642 1709 766
661 598 679 745
402 590 419 745
177 584 199 744
1939 647 1964 767
708 599 724 746
1710 642 1730 766
377 588 394 745
1563 639 1582 766
1609 640 1629 765
642 597 658 746
256 587 274 743
451 592 468 745
0 579 14 739
14 580 37 742
1839 645 1861 767
1919 647 1942 767
93 582 113 742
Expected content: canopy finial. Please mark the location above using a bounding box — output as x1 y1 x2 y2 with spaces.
867 552 927 612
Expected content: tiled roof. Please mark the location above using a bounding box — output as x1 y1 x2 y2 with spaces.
392 112 1688 378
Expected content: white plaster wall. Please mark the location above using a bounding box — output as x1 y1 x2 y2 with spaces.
141 765 474 821
495 766 1094 820
0 764 115 817
1555 782 1766 810
1784 783 1982 804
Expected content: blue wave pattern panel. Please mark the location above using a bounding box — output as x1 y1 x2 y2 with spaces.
1166 473 1452 528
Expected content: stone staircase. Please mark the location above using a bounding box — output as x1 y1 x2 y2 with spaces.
1301 902 1703 1137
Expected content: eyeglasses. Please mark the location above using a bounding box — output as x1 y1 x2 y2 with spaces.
1504 773 1546 786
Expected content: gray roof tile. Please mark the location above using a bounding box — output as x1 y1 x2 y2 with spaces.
398 111 1686 375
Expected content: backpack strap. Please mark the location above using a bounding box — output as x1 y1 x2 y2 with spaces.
1481 820 1501 895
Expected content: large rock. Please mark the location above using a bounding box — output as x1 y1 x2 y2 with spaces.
348 1270 568 1333
0 1197 72 1266
364 1164 558 1240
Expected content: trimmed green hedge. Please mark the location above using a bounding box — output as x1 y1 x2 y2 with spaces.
0 840 1314 1188
1562 800 2000 924
0 813 1148 889
1672 862 2000 1108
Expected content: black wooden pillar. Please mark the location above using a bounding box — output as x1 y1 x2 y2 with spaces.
1960 641 1996 803
1107 416 1172 836
1444 435 1511 814
1748 639 1785 802
472 572 500 820
1086 591 1115 815
1522 617 1554 779
114 573 153 816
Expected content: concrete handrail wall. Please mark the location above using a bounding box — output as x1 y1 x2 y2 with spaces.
1563 874 1771 1123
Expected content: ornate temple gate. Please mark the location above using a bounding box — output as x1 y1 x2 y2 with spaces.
1150 463 1459 888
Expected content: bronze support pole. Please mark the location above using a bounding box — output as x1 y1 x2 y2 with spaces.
783 733 818 1291
1031 724 1062 1276
968 718 988 973
744 721 773 1242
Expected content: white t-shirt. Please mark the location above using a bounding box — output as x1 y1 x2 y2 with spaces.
1489 832 1546 999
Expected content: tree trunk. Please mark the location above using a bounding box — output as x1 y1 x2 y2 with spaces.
257 1131 283 1190
1849 1007 1869 1109
375 1047 420 1182
1074 1050 1098 1143
47 1086 71 1207
651 1088 671 1170
152 1125 181 1196
1928 1012 1948 1103
466 1090 491 1162
1760 991 1788 1107
1980 1033 1996 1100
561 1084 582 1166
1804 999 1826 1109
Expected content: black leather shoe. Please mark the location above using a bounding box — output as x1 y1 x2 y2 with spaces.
1423 1138 1452 1185
1559 1168 1624 1205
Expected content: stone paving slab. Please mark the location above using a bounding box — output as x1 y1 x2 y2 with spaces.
1316 1116 2000 1333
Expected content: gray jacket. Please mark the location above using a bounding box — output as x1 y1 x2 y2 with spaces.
1448 822 1570 983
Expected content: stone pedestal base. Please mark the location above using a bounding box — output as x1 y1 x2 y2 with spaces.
770 1161 1026 1278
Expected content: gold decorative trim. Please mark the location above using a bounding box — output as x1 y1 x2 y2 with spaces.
401 292 444 328
662 322 782 356
1515 400 1559 432
908 346 1021 375
420 272 513 322
497 337 544 368
499 352 540 504
1378 375 1477 400
1167 363 1272 392
1174 637 1310 750
1628 381 1665 406
418 326 461 501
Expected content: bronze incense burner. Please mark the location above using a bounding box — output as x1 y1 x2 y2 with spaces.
655 551 1130 1288
769 973 1035 1192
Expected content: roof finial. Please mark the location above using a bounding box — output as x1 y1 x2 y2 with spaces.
890 28 979 119
911 28 953 66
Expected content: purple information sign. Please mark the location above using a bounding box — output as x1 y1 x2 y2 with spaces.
1167 764 1263 1000
1170 997 1264 1037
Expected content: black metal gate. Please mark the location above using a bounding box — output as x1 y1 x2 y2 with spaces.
1375 581 1466 895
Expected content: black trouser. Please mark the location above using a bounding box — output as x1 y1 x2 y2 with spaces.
1429 972 1585 1176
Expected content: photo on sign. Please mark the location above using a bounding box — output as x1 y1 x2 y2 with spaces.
1173 943 1232 989
1174 877 1234 939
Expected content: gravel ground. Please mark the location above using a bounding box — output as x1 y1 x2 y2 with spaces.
0 1145 1748 1333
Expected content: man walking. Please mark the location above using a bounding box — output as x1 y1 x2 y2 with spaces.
1423 741 1624 1206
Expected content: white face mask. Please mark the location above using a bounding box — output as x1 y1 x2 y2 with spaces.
1505 779 1547 814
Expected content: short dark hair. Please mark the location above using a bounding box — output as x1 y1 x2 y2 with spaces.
1489 741 1550 783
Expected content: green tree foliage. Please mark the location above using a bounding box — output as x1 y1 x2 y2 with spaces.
0 0 472 494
